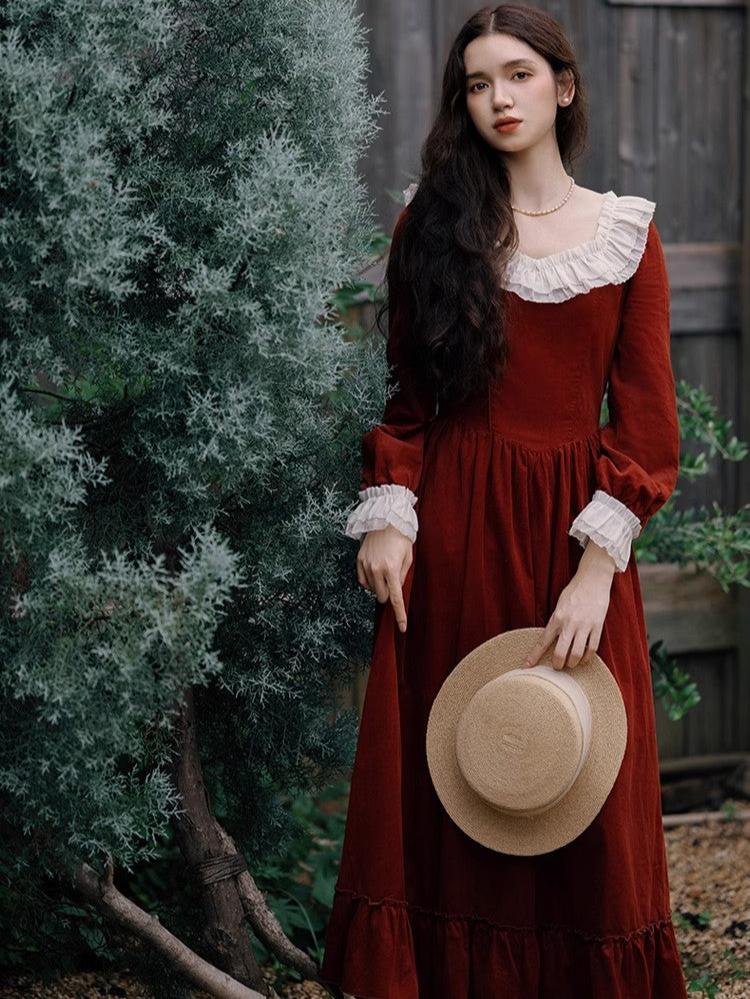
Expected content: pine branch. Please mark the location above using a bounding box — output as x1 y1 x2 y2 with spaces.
18 387 78 404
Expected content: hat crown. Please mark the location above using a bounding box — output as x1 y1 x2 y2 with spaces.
454 665 592 817
425 627 628 855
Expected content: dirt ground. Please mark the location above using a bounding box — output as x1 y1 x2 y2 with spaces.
664 806 750 997
1 807 748 999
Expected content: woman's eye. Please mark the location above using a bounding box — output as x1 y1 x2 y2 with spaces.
468 72 529 93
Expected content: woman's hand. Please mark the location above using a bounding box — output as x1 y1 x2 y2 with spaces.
522 542 617 670
356 524 414 633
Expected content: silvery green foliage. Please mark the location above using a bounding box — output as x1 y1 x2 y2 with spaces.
0 377 110 560
0 0 384 879
1 522 241 870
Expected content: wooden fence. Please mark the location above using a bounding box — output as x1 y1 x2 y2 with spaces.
335 0 750 766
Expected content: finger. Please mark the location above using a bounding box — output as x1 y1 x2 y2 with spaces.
577 628 598 667
399 547 413 586
356 557 369 590
371 566 391 604
361 560 377 594
583 626 603 665
386 567 408 633
524 619 559 667
551 628 575 670
523 632 554 667
567 629 591 670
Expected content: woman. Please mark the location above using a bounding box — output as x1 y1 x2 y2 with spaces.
320 4 688 997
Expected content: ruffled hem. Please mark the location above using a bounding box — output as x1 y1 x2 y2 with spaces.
320 887 689 999
500 192 656 303
568 488 642 572
344 483 418 543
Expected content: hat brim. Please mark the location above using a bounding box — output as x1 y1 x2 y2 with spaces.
425 627 627 856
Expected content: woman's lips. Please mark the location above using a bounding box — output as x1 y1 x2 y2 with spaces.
494 120 522 132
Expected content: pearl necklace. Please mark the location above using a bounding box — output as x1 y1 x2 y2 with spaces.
511 176 576 216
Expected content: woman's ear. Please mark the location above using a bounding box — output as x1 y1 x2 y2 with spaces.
556 68 575 106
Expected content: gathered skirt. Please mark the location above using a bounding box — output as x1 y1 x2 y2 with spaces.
320 416 689 998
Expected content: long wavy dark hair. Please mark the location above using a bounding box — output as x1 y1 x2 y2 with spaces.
376 4 590 409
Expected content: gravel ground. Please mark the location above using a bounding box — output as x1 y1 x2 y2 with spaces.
0 966 331 999
1 806 748 999
665 803 750 997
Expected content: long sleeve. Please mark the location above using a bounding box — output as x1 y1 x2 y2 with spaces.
344 207 437 543
569 219 680 571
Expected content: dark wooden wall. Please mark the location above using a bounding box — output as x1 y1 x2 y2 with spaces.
348 0 750 761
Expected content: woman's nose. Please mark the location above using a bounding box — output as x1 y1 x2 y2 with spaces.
492 94 514 110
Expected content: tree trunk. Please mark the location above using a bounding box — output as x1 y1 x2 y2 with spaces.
212 819 319 981
172 687 267 993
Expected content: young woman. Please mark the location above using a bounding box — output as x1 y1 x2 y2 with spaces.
320 5 688 997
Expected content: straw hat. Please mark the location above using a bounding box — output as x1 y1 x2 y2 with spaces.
425 626 627 856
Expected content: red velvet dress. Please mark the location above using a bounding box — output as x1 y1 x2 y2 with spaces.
320 193 689 999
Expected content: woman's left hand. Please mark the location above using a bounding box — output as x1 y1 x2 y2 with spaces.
522 542 617 671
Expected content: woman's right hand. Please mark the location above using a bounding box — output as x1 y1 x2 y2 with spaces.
356 524 414 633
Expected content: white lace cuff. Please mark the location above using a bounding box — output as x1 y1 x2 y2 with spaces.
568 489 642 572
344 484 419 542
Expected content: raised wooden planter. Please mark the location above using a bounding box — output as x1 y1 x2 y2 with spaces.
641 562 749 763
640 561 739 656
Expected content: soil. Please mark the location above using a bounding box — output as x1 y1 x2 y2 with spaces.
664 804 750 997
1 805 748 999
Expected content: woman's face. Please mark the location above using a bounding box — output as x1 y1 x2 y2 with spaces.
463 32 573 153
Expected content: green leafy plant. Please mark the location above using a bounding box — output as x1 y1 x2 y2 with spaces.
686 968 722 998
650 639 702 722
680 945 749 997
641 380 749 718
676 910 713 931
635 380 750 594
248 780 350 985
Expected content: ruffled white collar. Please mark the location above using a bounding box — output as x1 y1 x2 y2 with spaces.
500 191 656 303
401 184 656 304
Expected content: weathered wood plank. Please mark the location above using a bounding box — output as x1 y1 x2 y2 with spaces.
640 563 739 654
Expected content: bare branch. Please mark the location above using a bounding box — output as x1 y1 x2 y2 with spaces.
72 861 269 999
212 821 319 982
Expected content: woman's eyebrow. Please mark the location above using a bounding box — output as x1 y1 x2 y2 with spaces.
466 59 535 80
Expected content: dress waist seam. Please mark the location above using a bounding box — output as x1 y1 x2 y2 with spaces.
430 420 601 455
